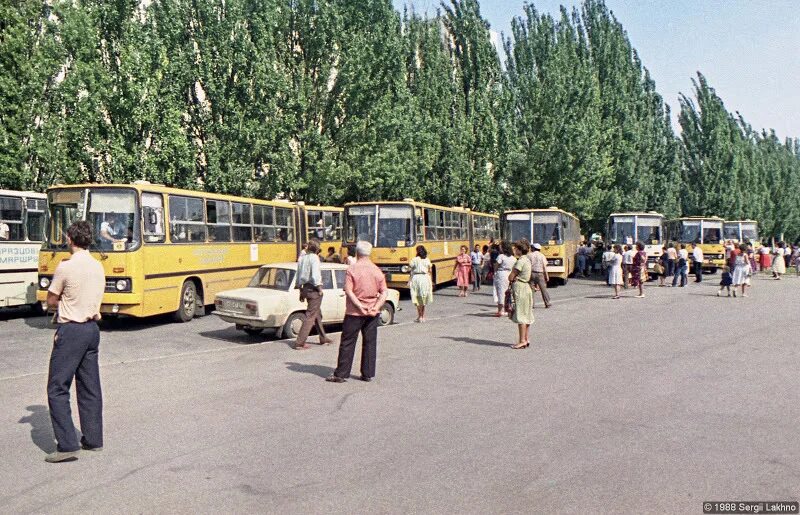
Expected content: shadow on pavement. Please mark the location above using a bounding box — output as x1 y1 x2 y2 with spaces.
285 362 334 378
440 336 511 348
198 328 286 346
467 313 500 318
19 405 55 453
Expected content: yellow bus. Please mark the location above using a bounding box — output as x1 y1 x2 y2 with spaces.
298 204 344 259
606 212 665 274
37 183 299 321
342 200 498 288
665 216 725 273
723 220 760 245
502 208 581 284
1 189 47 312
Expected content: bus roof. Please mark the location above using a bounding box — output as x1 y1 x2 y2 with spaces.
668 216 724 221
502 207 580 220
344 200 497 216
45 183 295 207
724 220 758 224
0 189 47 199
302 205 344 213
608 212 664 218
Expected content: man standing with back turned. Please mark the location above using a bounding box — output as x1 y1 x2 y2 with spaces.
528 243 552 308
327 241 387 383
294 239 332 349
45 221 106 462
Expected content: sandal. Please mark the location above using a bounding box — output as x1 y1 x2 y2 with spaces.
511 342 529 349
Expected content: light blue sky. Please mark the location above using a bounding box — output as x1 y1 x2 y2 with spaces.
394 0 800 139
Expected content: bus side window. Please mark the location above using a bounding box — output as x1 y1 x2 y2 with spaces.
142 193 165 243
275 207 294 242
0 196 24 241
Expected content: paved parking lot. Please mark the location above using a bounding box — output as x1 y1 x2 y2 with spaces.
0 274 798 513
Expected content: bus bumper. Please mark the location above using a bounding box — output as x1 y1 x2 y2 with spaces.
386 274 411 289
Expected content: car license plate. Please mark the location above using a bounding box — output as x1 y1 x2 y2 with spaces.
226 300 245 311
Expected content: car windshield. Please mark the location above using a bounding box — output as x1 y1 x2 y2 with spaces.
504 214 531 242
702 221 722 244
248 267 296 291
679 221 701 243
46 188 140 251
533 213 561 245
637 218 662 244
345 204 414 248
723 223 740 241
609 217 635 244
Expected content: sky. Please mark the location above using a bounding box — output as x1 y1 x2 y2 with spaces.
393 0 800 139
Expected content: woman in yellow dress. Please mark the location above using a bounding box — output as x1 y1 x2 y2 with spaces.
508 240 533 349
409 245 433 322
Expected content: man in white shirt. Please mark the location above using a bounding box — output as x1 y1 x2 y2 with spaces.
692 245 704 283
294 240 332 349
99 213 127 248
622 245 635 288
0 221 9 240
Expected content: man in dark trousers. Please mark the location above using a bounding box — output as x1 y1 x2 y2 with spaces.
327 240 387 383
45 220 106 462
528 243 552 308
294 239 332 349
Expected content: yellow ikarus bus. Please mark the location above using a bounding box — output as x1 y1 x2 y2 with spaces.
37 183 299 321
502 208 581 284
606 212 665 274
1 189 47 312
342 200 498 288
723 220 760 245
665 216 725 273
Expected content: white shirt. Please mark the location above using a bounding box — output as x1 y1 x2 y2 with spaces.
602 250 615 265
100 220 125 240
760 246 770 255
679 249 689 261
623 250 635 265
0 222 9 240
692 247 704 262
296 253 322 287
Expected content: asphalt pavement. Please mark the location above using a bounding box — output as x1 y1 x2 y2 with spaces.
0 273 798 513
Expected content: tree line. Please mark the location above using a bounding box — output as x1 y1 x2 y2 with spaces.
1 0 798 240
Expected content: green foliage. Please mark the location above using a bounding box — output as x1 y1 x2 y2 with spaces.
1 0 797 241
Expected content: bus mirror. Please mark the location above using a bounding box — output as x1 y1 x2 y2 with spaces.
148 212 157 225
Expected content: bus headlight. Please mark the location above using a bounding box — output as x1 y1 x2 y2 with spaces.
39 276 51 289
552 259 562 266
115 279 129 291
400 265 410 273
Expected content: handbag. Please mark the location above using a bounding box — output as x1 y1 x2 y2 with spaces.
504 288 515 317
653 263 664 275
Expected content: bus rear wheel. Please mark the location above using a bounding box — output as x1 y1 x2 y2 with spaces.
174 280 197 323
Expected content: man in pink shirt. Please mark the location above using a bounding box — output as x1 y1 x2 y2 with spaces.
327 240 388 383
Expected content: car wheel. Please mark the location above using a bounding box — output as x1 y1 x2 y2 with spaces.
282 312 306 339
243 327 263 337
173 280 197 323
378 302 395 326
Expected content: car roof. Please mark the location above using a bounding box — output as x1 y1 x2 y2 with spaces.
262 262 350 270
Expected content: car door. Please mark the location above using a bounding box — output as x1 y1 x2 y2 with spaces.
333 269 347 320
319 269 339 322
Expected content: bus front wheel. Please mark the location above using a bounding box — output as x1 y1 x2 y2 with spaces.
174 280 197 323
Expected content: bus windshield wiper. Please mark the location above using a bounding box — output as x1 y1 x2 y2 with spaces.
90 242 108 260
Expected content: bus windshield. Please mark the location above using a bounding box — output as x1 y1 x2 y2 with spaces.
679 221 701 243
609 217 635 245
345 204 414 248
505 213 531 242
533 213 561 245
741 223 758 242
46 188 140 251
702 221 722 244
637 218 662 244
723 223 740 241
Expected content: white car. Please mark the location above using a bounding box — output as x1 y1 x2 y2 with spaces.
214 262 400 338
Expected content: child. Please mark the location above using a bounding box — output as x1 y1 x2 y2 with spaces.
718 265 733 297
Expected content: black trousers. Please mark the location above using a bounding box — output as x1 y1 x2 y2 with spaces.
693 261 703 282
47 321 103 452
334 315 379 379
